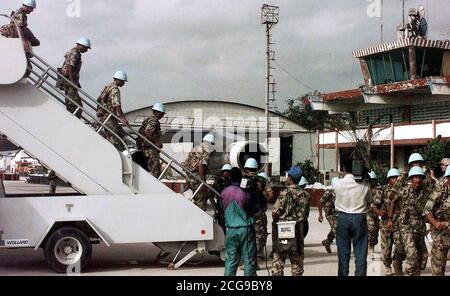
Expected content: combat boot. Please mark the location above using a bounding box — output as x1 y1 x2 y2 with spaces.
322 239 332 254
393 260 403 276
384 266 393 276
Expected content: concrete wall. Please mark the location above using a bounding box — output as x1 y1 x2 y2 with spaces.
318 149 337 172
293 132 316 165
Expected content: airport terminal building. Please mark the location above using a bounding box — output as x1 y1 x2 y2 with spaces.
311 38 450 171
125 100 315 176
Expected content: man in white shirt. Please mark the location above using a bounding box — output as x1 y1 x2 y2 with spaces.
333 159 372 276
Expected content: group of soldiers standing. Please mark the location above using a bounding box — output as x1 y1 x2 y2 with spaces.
319 154 450 276
214 159 311 276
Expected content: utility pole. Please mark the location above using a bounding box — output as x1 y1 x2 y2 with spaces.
381 0 384 43
402 0 407 28
261 4 279 175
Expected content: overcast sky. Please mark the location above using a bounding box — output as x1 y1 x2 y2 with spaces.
1 0 449 112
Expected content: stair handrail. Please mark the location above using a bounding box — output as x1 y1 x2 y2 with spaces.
26 66 136 193
28 53 222 217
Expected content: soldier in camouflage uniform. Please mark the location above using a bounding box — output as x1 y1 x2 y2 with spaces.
48 170 57 196
396 153 433 270
137 103 165 178
0 0 40 78
394 167 437 276
438 158 450 189
272 166 308 276
60 38 91 119
213 164 232 211
424 166 450 276
318 180 338 254
375 169 406 276
367 171 381 254
255 172 271 259
242 159 268 260
182 134 215 211
214 164 232 194
96 71 130 151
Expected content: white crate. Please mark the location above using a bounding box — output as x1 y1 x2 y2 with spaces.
277 221 296 239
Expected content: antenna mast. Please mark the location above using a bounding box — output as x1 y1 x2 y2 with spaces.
261 4 279 174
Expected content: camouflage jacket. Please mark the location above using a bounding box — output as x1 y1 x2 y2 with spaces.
61 47 82 84
320 189 336 216
423 185 450 231
373 185 399 221
244 172 267 213
398 185 437 232
0 9 27 38
213 175 231 195
438 177 447 190
396 172 409 189
182 142 213 173
264 183 274 202
273 185 308 222
137 113 162 150
97 82 121 119
368 186 382 216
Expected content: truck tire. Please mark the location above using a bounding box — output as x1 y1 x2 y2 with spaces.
44 227 92 274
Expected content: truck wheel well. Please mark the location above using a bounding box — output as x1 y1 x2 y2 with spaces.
39 221 101 248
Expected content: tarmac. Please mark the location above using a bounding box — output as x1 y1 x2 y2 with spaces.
0 181 447 276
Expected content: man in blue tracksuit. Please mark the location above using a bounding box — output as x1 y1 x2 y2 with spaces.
222 168 257 276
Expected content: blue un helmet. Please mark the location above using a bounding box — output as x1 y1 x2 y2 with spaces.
368 171 377 180
258 172 269 180
203 133 215 144
113 70 128 82
244 158 258 170
76 37 92 49
299 176 309 186
23 0 36 9
387 168 401 179
221 164 232 172
408 153 424 165
408 166 425 179
287 166 303 180
331 177 340 187
444 166 450 178
152 103 166 114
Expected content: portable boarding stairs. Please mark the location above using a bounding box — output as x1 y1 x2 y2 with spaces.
0 15 225 273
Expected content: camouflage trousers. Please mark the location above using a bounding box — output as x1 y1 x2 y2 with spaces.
325 213 337 243
367 213 380 247
49 180 57 195
65 85 83 119
143 149 161 178
380 221 405 268
272 251 304 276
99 117 126 151
187 176 209 211
400 226 428 276
430 233 450 276
255 210 268 256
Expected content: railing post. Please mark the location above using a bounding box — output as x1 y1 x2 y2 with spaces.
96 114 112 134
191 182 204 201
158 160 173 180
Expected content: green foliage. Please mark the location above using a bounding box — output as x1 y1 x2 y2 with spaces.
371 162 389 186
297 159 320 184
283 95 348 131
416 136 450 167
